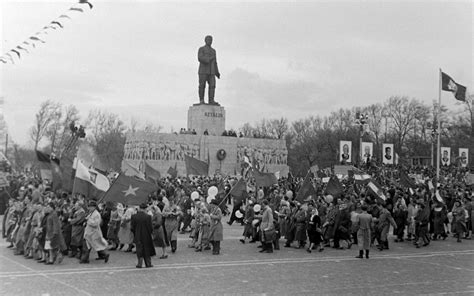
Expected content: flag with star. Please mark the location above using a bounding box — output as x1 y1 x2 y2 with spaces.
102 173 157 206
441 71 466 102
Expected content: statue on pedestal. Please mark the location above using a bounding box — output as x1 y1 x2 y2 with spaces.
197 35 220 105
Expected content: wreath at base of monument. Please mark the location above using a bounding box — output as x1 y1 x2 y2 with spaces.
216 149 227 161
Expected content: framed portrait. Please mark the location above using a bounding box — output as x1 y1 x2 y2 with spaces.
339 141 352 163
441 147 451 166
459 148 468 167
382 143 394 165
361 142 373 163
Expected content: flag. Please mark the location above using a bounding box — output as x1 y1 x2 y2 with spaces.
367 181 386 201
253 169 278 187
435 191 444 203
465 173 474 186
122 160 145 179
144 161 161 181
441 71 466 102
72 161 110 199
230 178 247 203
274 171 280 180
35 150 63 190
399 170 416 189
184 154 209 176
59 156 74 192
102 174 157 206
354 173 371 184
36 150 52 163
326 176 343 197
167 163 178 178
295 174 317 202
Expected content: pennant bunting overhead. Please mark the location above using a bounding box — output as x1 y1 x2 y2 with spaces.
441 71 466 102
0 1 93 64
102 174 156 206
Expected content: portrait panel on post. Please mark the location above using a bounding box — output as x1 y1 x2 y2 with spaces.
441 147 451 166
382 143 394 165
361 142 373 163
459 148 469 167
339 141 352 163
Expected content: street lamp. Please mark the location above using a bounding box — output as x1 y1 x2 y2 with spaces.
356 112 369 165
381 109 389 143
427 122 438 167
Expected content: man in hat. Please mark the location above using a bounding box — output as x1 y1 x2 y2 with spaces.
131 203 156 268
81 200 109 264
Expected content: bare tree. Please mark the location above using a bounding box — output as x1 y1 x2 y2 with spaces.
86 109 127 170
29 100 62 150
386 96 422 151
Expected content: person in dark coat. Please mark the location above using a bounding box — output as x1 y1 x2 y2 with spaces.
306 206 324 253
131 203 156 268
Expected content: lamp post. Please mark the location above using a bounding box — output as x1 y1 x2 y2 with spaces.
381 110 389 143
430 127 438 167
356 112 369 165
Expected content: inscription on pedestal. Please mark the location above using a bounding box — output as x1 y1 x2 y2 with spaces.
188 104 225 136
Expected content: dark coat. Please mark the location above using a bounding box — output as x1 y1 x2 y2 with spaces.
69 208 86 247
307 214 323 244
131 211 156 258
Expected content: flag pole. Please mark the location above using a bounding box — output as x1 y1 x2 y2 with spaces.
436 68 442 193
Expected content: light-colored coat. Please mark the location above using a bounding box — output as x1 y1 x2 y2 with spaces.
84 209 108 251
356 212 373 250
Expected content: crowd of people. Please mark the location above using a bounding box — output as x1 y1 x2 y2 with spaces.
1 163 472 268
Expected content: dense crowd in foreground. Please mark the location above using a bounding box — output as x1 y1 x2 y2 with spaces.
1 164 473 267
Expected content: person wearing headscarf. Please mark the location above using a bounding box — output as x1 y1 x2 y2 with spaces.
151 204 168 259
195 205 211 252
131 203 155 268
306 205 324 253
118 206 135 252
208 199 223 255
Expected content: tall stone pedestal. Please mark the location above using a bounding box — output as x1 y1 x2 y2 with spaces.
188 104 225 136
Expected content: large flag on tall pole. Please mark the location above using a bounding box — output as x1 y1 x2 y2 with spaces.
252 169 278 188
102 174 157 206
184 154 209 176
167 162 178 178
295 172 317 202
72 161 110 199
325 176 343 198
229 178 248 203
441 71 466 102
143 160 161 182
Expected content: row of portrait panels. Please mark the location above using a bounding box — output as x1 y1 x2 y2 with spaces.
339 141 469 167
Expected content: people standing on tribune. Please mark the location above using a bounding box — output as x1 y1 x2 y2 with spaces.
198 35 220 105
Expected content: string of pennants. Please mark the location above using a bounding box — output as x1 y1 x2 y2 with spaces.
0 0 93 64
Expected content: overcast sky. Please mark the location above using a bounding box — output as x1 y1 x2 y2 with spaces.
1 0 472 146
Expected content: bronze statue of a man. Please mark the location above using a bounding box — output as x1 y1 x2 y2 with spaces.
198 35 220 105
